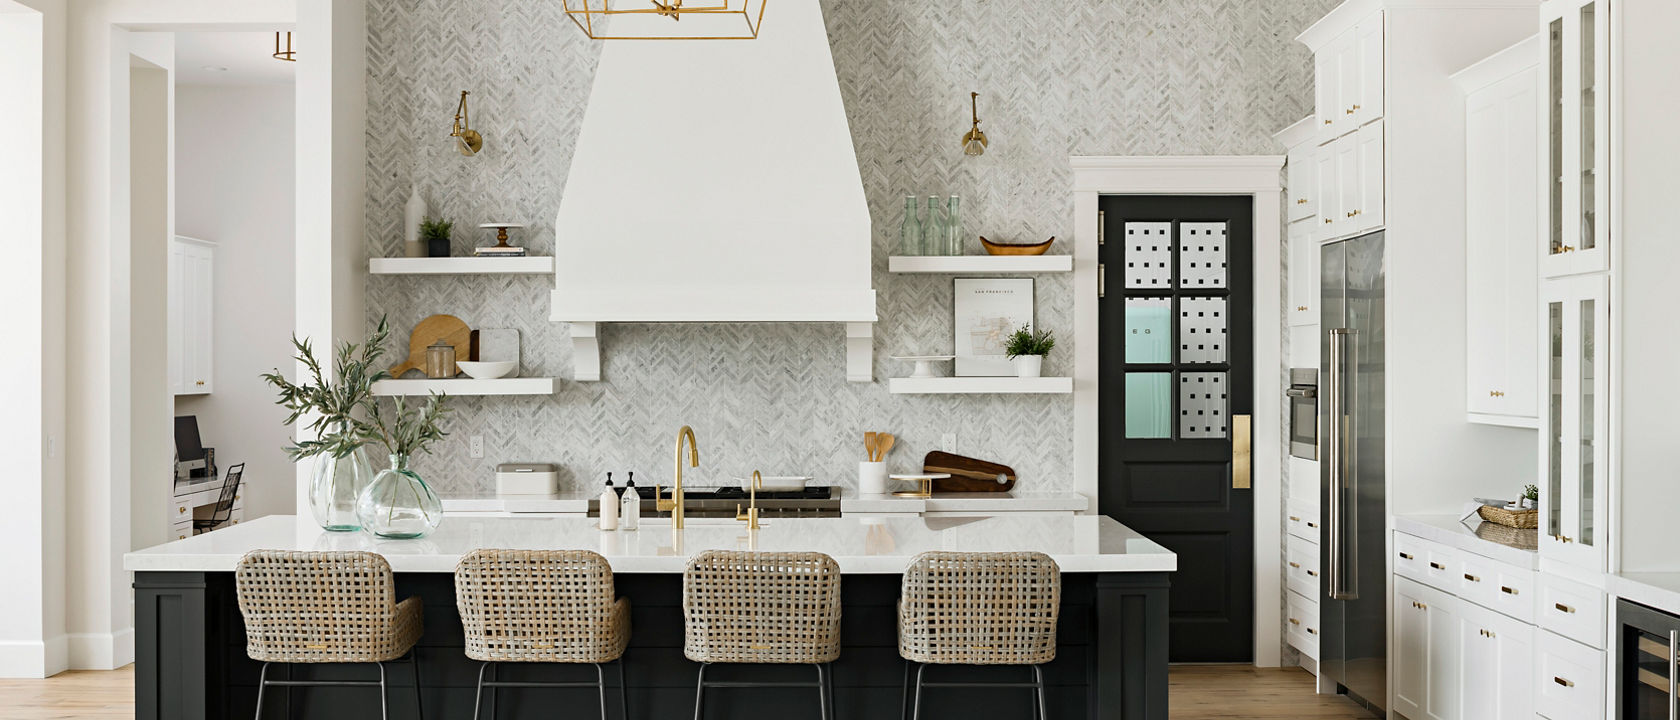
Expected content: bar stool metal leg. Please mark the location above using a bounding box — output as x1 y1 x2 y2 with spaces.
254 662 270 720
411 652 425 720
825 662 837 720
900 661 913 720
692 662 708 720
594 663 608 720
911 663 927 720
1032 665 1047 720
814 663 830 720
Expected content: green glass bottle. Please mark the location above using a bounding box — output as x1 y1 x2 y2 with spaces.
922 196 946 257
899 195 922 255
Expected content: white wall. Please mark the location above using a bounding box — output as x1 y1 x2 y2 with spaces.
128 57 171 555
1614 0 1680 573
0 0 68 679
173 83 297 523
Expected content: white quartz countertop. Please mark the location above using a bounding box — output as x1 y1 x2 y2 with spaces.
124 514 1175 575
1611 573 1680 617
441 488 1089 515
1392 514 1539 570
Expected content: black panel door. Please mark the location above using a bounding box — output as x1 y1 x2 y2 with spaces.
1097 195 1254 663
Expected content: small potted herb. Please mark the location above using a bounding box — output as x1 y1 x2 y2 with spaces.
421 216 453 258
1004 325 1055 378
1521 484 1539 510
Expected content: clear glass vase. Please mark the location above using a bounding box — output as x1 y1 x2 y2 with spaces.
921 195 946 257
309 445 373 532
356 454 443 539
898 195 923 255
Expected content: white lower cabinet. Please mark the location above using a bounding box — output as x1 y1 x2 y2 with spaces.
1457 600 1534 720
1394 576 1460 720
1391 531 1592 720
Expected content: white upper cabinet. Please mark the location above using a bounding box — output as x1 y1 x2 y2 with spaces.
1313 11 1384 145
1353 120 1384 232
1539 274 1610 571
1541 0 1611 277
1288 148 1318 224
1315 121 1383 243
1314 149 1340 242
1458 38 1541 427
169 236 215 396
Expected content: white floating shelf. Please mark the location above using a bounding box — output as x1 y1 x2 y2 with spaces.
372 377 558 396
888 376 1073 395
888 255 1072 274
369 256 555 275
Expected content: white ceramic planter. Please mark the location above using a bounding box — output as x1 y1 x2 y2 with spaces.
1012 355 1044 378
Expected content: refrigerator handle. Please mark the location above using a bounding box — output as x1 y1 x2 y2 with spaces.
1344 327 1359 600
1328 328 1358 601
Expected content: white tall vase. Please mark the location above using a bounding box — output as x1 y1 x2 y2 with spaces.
404 187 427 257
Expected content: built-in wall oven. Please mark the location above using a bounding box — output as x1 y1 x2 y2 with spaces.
1288 368 1318 460
1617 598 1680 719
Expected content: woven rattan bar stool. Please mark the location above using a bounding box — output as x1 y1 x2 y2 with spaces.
454 549 631 720
234 550 425 720
898 551 1062 720
683 550 842 720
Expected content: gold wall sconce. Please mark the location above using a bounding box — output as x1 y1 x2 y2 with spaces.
963 92 988 156
272 32 296 62
451 90 484 157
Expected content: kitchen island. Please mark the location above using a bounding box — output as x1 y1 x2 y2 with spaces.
126 514 1174 719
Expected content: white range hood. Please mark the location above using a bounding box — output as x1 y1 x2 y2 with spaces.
552 0 876 340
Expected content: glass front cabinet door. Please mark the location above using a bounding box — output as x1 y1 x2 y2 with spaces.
1539 274 1610 570
1540 0 1611 277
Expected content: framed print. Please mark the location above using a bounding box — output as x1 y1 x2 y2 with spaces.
953 278 1035 376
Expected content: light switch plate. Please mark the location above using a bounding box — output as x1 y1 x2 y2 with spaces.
941 433 957 454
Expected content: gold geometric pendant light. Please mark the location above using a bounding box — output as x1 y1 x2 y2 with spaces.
562 0 767 40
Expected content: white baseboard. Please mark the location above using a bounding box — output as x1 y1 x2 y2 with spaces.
67 627 134 671
0 635 69 678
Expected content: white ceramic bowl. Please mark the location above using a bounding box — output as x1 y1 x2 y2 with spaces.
455 360 515 379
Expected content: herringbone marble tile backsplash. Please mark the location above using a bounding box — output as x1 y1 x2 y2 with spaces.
365 0 1334 495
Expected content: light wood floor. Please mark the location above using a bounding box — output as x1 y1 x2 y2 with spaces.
0 663 1372 719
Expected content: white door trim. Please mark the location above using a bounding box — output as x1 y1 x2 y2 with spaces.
1071 155 1286 668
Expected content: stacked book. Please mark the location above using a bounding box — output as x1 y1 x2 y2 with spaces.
473 246 527 257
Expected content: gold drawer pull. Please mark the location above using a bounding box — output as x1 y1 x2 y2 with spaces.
1297 198 1309 205
1554 602 1576 614
1289 562 1301 568
1501 586 1519 595
1352 104 1361 111
1324 218 1333 224
1289 516 1301 522
1306 521 1318 529
1554 676 1574 688
1306 570 1318 577
179 507 187 514
1289 617 1301 625
1324 119 1333 125
1463 573 1480 582
1398 552 1414 560
1429 561 1446 570
1306 628 1318 635
1345 107 1355 115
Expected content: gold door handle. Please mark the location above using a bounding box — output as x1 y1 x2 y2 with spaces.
195 380 205 386
1554 677 1574 688
179 507 187 514
1232 414 1251 489
1297 198 1309 204
1098 263 1106 299
1324 218 1333 224
1345 107 1356 115
1324 119 1333 125
1352 104 1361 111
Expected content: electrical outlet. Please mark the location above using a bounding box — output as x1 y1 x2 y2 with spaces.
469 435 484 459
941 433 957 454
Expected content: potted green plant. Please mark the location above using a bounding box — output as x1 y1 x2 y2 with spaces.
1521 483 1539 510
1004 325 1055 378
355 392 451 538
421 216 453 258
261 318 391 532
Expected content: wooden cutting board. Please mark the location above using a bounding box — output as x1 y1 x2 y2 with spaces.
389 314 471 378
923 451 1017 493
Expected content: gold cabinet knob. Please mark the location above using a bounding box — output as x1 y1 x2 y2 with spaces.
1345 107 1356 115
195 380 205 386
1352 104 1361 111
178 507 187 514
1324 119 1333 125
1324 218 1333 224
1296 198 1308 205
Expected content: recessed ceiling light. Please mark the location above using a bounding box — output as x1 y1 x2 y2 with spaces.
202 65 229 73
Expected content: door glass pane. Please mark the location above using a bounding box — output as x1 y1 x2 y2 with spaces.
1124 298 1172 363
1579 4 1597 251
1548 19 1564 256
1124 222 1172 289
1632 630 1675 715
1179 297 1228 364
1578 299 1595 545
1124 373 1172 439
1179 222 1228 289
1179 372 1228 439
1128 372 1169 439
1548 301 1563 538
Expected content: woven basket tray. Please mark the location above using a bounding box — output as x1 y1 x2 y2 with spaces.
1478 505 1539 529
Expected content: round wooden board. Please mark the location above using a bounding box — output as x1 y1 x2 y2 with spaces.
389 314 471 377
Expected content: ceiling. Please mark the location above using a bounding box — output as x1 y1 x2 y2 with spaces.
173 32 296 86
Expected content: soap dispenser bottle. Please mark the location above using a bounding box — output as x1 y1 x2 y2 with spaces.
598 473 620 531
620 472 640 530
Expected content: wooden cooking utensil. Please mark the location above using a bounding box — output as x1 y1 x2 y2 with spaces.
865 432 878 462
878 433 895 460
389 314 471 378
922 451 1017 493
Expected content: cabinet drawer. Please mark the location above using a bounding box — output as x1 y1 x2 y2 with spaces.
1286 534 1321 598
169 519 192 541
1455 553 1536 624
1535 631 1604 720
1286 497 1320 543
1394 532 1457 590
1537 574 1604 649
1285 589 1320 660
1394 532 1428 583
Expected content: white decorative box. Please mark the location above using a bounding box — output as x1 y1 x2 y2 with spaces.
495 463 558 495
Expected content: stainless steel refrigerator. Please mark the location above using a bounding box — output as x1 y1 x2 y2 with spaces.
1320 231 1387 712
